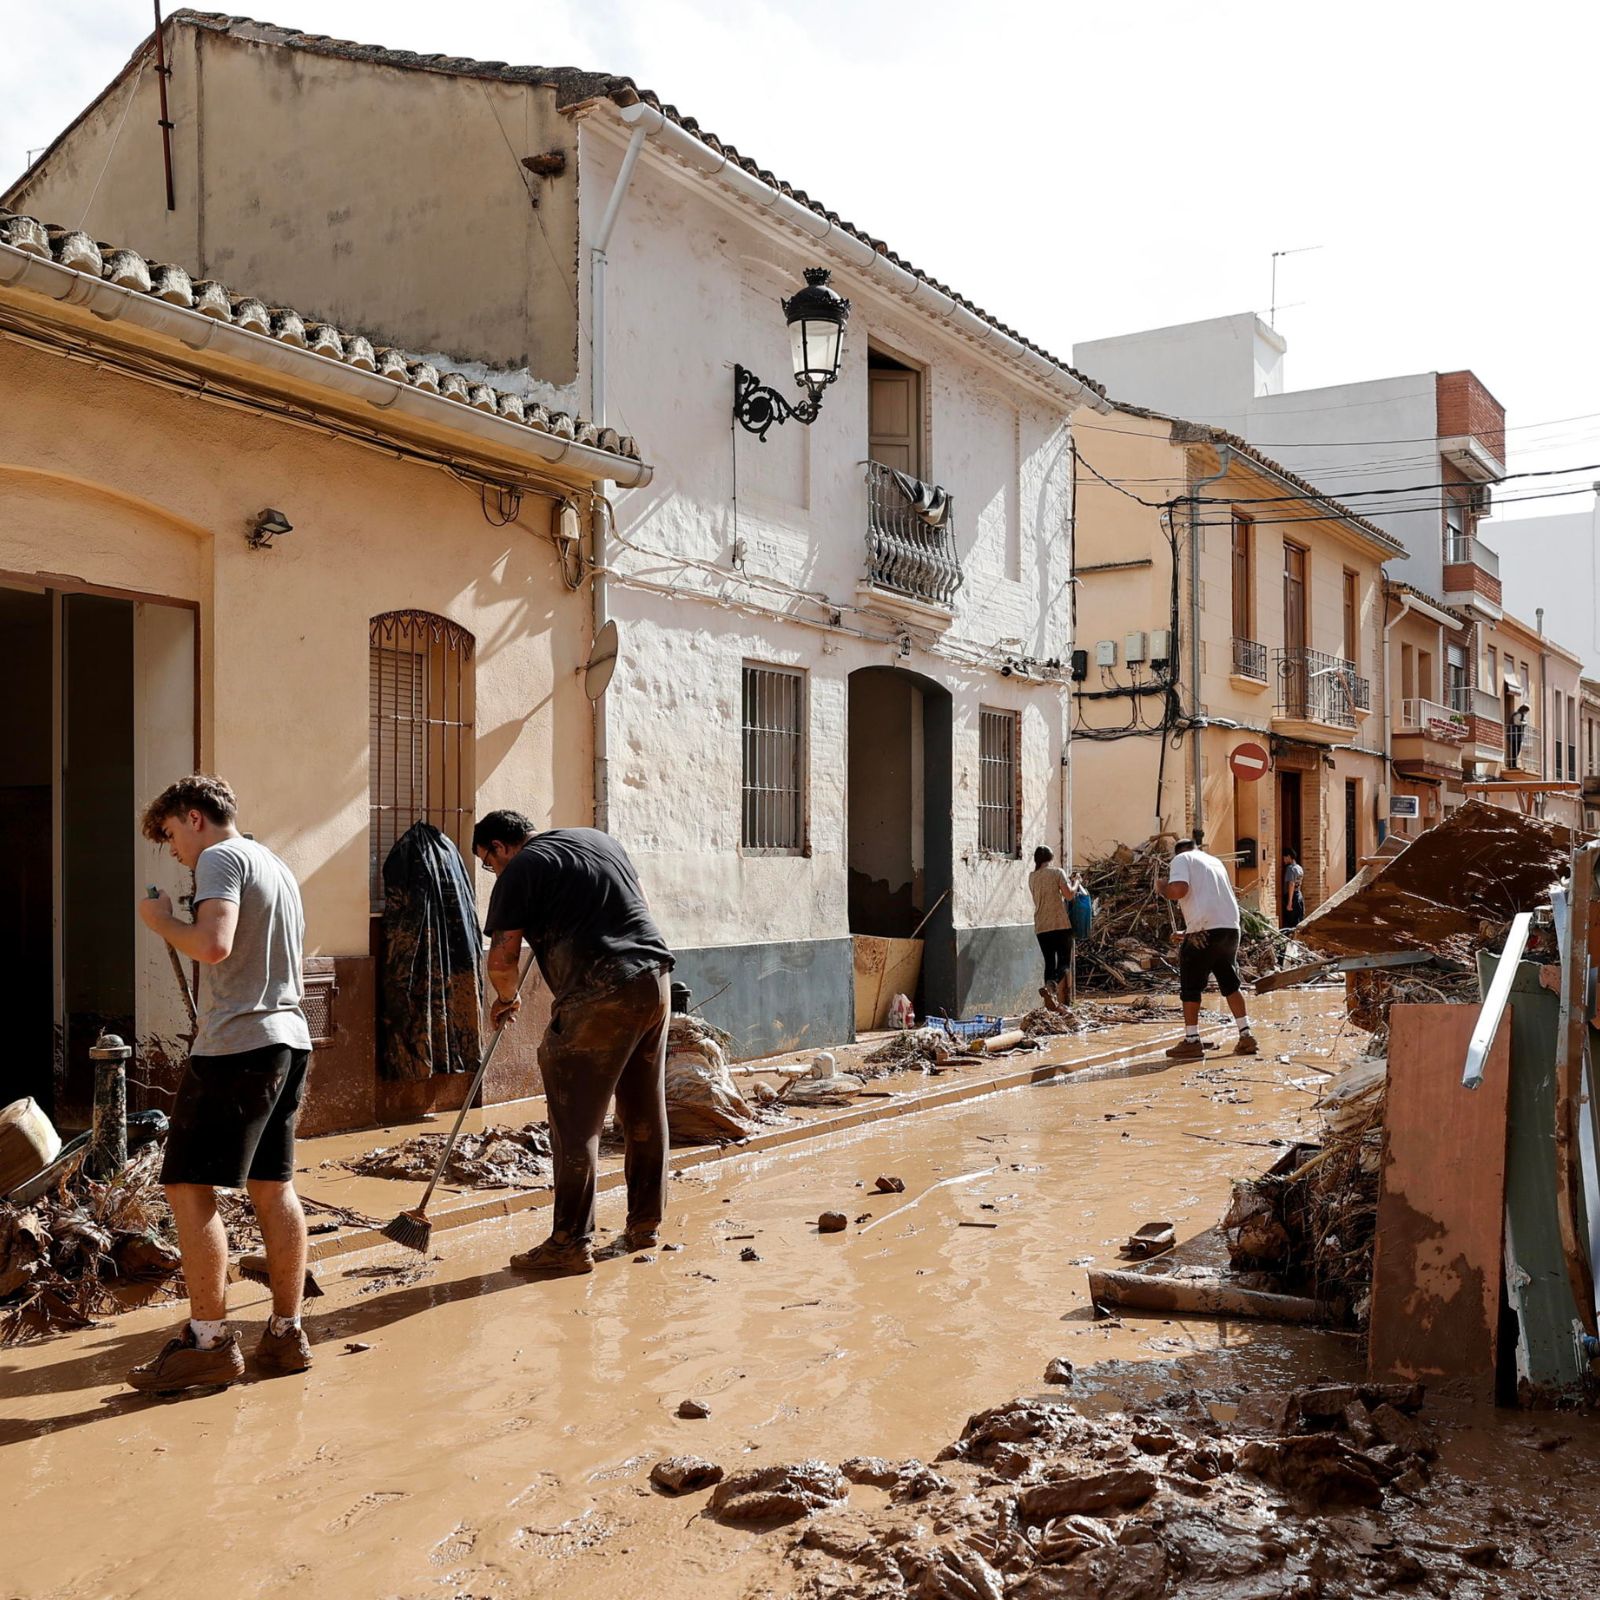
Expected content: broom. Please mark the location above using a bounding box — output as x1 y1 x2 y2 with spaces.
381 951 534 1253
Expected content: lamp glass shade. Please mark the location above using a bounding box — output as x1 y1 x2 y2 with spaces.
790 318 844 394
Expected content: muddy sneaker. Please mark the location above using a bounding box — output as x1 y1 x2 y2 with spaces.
1039 987 1064 1013
1164 1038 1208 1061
1233 1032 1260 1055
620 1226 660 1252
254 1322 313 1375
510 1237 595 1277
127 1326 245 1394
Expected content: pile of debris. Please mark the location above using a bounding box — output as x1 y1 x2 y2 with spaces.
664 1014 772 1143
1 1143 183 1344
1076 842 1282 991
1222 1058 1386 1329
670 1380 1534 1599
343 1121 552 1188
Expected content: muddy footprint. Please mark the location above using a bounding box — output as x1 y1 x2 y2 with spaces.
326 1489 408 1532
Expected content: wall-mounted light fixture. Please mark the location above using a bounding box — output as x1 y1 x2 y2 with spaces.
247 508 293 550
733 267 851 442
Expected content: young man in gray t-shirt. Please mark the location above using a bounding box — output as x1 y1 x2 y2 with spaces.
127 774 314 1394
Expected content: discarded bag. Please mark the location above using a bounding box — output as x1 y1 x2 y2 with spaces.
665 1015 761 1144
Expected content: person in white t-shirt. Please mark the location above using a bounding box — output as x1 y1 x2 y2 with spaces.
1159 838 1257 1061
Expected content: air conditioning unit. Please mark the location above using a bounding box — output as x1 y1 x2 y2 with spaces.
1124 630 1148 664
1095 639 1118 668
1469 484 1492 517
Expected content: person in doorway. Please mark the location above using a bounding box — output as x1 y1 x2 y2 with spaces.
474 812 674 1276
127 775 313 1393
1159 837 1257 1061
1028 846 1082 1011
1281 847 1306 930
1508 704 1530 768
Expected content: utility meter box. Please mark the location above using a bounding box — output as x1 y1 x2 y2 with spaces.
1094 639 1118 668
1149 628 1173 665
1069 648 1089 681
1124 630 1148 664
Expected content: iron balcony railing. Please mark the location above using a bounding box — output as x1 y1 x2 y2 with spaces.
1341 660 1371 711
864 460 963 609
1505 724 1542 775
1232 637 1267 680
1444 534 1501 577
1398 697 1469 742
1273 646 1362 729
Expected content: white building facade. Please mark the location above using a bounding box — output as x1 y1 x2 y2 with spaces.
10 14 1109 1057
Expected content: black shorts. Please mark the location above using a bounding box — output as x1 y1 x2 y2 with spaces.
1036 929 1073 984
160 1043 310 1188
1177 929 1242 1004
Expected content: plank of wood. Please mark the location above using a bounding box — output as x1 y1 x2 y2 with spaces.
1369 1003 1511 1397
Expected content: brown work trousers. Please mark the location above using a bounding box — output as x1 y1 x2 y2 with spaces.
538 966 670 1246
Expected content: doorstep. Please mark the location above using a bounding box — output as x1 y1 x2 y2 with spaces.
276 1015 1226 1270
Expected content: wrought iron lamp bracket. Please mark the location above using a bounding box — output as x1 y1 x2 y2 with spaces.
734 364 823 442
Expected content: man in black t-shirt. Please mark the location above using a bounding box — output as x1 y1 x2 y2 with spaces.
474 811 675 1276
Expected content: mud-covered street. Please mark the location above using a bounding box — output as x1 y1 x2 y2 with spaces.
4 995 1595 1599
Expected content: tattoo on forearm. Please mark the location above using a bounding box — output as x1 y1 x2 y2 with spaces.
489 930 523 965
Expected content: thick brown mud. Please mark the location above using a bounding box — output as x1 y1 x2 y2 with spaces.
1 994 1594 1598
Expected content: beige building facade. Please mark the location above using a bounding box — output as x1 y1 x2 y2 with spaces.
1071 408 1397 920
1383 582 1471 841
0 208 645 1134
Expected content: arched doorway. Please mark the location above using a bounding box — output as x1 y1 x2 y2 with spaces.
847 666 954 1020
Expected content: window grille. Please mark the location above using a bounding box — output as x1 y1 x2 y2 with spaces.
742 664 805 851
978 707 1020 856
369 610 476 907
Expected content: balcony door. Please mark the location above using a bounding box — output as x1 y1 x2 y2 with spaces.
868 347 922 479
1282 542 1309 715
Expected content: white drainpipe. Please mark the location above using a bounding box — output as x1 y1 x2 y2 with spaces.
1382 592 1420 825
586 120 650 834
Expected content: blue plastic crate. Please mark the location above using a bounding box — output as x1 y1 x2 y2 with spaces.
939 1014 1004 1044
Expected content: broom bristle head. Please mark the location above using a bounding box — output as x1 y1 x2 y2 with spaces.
381 1209 433 1253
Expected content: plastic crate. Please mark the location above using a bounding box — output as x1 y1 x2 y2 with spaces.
938 1014 1004 1044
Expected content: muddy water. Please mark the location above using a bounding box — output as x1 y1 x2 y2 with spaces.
0 998 1538 1599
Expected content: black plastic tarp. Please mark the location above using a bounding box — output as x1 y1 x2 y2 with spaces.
379 822 484 1079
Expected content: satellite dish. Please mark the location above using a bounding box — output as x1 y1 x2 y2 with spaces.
585 619 620 701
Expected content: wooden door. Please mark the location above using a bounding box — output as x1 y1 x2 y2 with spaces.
869 369 921 478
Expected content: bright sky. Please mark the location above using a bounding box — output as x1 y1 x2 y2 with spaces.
5 1 1596 521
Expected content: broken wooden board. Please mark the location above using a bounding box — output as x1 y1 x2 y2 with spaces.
1369 1003 1511 1398
852 936 923 1033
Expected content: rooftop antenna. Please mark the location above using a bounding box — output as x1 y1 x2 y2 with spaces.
1269 245 1321 328
153 1 175 210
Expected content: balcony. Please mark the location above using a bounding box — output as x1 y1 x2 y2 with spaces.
1583 773 1600 802
1231 637 1267 690
1398 698 1469 742
1442 533 1503 618
1271 647 1366 740
1504 724 1542 776
859 461 963 626
1449 684 1505 757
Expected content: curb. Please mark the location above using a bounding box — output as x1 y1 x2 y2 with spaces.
286 1021 1227 1269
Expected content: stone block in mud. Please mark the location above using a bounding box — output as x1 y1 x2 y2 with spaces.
939 1400 1085 1467
894 1542 1005 1600
708 1460 848 1523
890 1462 951 1503
874 1175 906 1193
676 1397 711 1419
1129 1427 1179 1455
818 1212 849 1233
1235 1435 1384 1509
841 1455 902 1488
1357 1381 1424 1414
1365 1403 1437 1458
1288 1383 1362 1426
1017 1467 1158 1519
649 1455 725 1495
1043 1358 1075 1385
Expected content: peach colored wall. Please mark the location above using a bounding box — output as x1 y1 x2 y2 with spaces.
0 332 589 962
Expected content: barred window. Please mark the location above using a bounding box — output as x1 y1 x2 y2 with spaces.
369 610 476 907
742 663 806 852
978 707 1020 856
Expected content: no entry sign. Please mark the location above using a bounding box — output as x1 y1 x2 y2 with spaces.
1228 741 1270 782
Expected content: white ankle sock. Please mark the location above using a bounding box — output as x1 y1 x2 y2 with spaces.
189 1317 227 1349
1185 1027 1201 1042
1237 1019 1254 1034
268 1314 302 1336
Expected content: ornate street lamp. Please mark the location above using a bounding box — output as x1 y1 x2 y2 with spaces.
733 267 851 441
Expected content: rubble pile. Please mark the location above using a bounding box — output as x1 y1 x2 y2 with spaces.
1077 842 1282 992
763 1384 1525 1599
0 1144 182 1344
343 1121 552 1187
1223 1061 1386 1329
860 1030 968 1075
